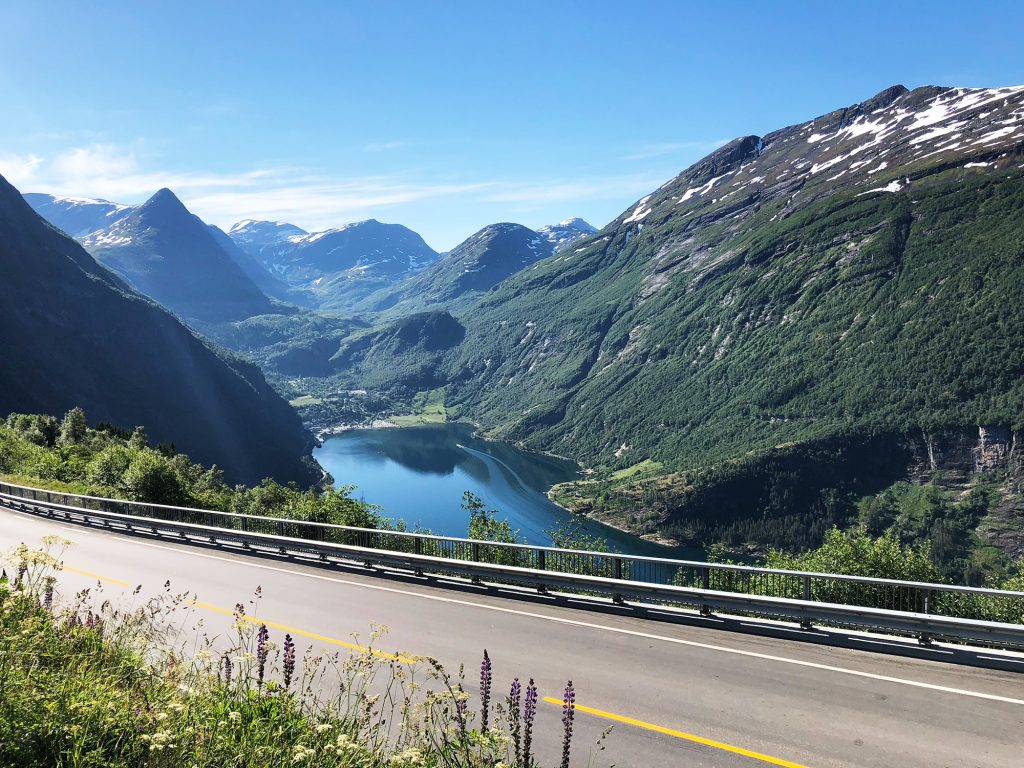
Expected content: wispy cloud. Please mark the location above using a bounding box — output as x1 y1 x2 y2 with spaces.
1 141 672 241
0 152 44 186
187 179 492 227
5 143 289 203
622 139 729 161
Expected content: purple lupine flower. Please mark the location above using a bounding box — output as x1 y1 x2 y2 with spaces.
282 633 295 689
523 678 537 768
233 602 246 617
560 680 576 768
15 562 27 588
480 649 492 732
43 578 54 611
256 624 270 688
222 653 233 687
508 677 522 765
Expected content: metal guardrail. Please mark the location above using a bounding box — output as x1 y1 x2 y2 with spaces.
3 480 1024 648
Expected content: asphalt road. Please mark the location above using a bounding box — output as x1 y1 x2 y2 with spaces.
2 506 1022 768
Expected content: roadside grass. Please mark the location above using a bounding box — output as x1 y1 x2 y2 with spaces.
0 471 97 495
0 539 604 768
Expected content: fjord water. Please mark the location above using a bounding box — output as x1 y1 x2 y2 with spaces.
313 423 687 557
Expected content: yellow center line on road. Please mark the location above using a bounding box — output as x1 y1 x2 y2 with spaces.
56 559 418 665
61 564 132 587
186 599 419 665
544 697 811 768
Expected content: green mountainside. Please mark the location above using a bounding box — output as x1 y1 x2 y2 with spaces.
361 223 554 312
317 85 1024 562
0 174 319 487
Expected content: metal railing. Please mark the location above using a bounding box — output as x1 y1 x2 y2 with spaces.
3 480 1024 646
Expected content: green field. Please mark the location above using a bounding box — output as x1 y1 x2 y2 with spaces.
389 388 448 426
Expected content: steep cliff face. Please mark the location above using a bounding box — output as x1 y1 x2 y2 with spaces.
974 428 1024 558
907 426 1018 484
899 426 1024 558
975 426 1015 472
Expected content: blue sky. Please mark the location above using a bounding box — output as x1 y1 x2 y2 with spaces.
2 1 1023 250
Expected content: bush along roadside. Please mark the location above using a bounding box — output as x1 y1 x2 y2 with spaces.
1 408 383 525
0 538 609 768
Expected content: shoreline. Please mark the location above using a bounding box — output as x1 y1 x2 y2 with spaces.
313 416 679 550
314 419 399 444
547 490 680 548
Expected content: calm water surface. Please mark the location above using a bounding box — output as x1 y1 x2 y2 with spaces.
313 423 692 557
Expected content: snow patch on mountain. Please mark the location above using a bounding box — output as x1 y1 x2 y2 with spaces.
536 217 597 252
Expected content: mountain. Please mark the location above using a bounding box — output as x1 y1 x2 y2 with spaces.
0 173 319 487
207 224 312 307
81 189 278 322
228 218 439 308
329 84 1024 552
226 219 309 270
536 217 597 252
23 193 133 238
363 223 553 311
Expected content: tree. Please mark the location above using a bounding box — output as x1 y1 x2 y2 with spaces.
128 426 149 451
312 486 379 528
463 491 518 544
86 444 133 488
549 515 609 553
58 407 87 446
122 451 185 505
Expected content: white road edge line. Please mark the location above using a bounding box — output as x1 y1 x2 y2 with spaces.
6 510 1023 706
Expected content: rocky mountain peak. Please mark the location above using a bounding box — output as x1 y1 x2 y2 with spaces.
537 217 598 251
137 187 190 222
613 84 1024 238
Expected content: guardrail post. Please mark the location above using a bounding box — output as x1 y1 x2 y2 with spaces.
698 567 713 616
414 538 424 576
277 521 285 537
917 589 934 645
614 557 623 580
471 543 482 584
799 576 814 630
